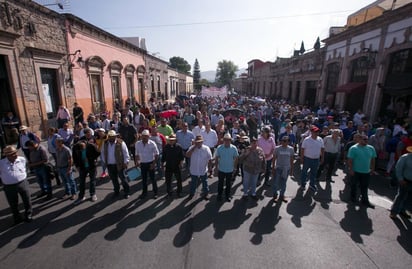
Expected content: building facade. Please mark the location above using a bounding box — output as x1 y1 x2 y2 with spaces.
0 0 71 136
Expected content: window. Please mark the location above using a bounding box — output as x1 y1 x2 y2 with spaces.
125 64 136 100
388 49 412 74
109 61 123 110
350 56 368 82
86 56 106 113
326 62 340 93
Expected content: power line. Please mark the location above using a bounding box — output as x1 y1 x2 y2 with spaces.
103 9 354 30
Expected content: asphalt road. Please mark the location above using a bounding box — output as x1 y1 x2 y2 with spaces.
0 158 411 269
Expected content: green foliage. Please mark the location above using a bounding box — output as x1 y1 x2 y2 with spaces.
169 56 191 74
215 60 238 88
193 59 201 92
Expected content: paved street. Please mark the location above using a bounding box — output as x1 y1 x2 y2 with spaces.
0 155 411 269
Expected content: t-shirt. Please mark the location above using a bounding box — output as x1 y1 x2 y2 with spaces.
274 145 295 168
301 136 324 159
215 144 239 173
347 144 377 173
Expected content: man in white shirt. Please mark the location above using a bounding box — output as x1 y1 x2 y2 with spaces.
192 119 205 137
135 129 159 199
186 135 212 200
201 122 218 178
101 130 130 199
0 146 33 225
300 126 325 192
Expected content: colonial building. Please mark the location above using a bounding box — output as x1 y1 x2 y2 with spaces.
0 0 71 136
321 1 412 121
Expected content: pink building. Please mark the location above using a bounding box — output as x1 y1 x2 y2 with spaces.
65 14 146 118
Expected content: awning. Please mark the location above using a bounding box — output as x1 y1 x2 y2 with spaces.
334 82 366 93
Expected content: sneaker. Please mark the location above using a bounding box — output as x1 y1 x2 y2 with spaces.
389 213 397 219
91 194 98 202
203 193 210 200
61 194 70 200
100 172 108 178
70 194 77 200
273 194 278 202
74 197 86 205
280 196 288 203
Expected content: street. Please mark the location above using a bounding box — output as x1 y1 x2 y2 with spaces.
0 159 411 269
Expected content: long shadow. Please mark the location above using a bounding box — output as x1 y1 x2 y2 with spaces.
213 198 252 239
367 174 398 201
313 181 332 209
249 200 281 245
173 195 225 248
139 197 202 242
392 217 412 254
339 204 373 244
102 196 172 243
286 187 316 228
17 193 123 249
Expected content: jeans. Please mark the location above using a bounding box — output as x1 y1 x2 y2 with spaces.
258 159 273 183
300 157 320 187
3 180 32 221
190 174 209 195
273 167 289 196
243 170 258 196
140 162 157 194
78 166 97 198
107 164 130 195
34 165 52 193
218 171 233 198
58 167 77 195
351 172 370 203
165 167 182 194
317 152 338 180
391 181 412 214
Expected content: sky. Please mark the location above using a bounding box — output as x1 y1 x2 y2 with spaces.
40 0 374 71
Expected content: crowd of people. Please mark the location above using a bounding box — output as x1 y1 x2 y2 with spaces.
0 94 411 226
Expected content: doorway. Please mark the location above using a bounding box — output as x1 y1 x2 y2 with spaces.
40 68 59 128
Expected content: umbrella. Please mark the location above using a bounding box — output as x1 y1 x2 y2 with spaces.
223 108 244 117
159 109 178 118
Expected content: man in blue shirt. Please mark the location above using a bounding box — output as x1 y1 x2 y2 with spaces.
215 133 239 202
176 122 195 168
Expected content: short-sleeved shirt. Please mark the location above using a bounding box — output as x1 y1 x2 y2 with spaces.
176 130 195 150
215 144 239 173
274 145 295 168
0 156 27 185
135 140 159 163
347 144 377 173
56 145 72 168
29 145 48 167
301 136 324 159
189 145 212 176
157 124 174 137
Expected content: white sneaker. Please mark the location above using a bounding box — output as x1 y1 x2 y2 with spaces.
91 194 98 202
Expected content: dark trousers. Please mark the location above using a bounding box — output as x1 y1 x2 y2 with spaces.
78 166 97 198
165 167 182 194
141 162 157 194
34 165 52 194
3 180 32 221
107 164 130 194
317 152 338 180
258 159 272 183
50 153 61 185
351 172 370 202
218 171 233 198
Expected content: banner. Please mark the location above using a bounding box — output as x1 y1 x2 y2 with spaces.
201 86 227 98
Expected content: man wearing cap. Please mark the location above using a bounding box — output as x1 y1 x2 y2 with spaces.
390 146 412 219
347 134 377 208
257 126 276 186
135 129 159 199
186 135 213 200
214 133 239 202
300 125 325 191
26 140 53 200
272 136 295 203
176 122 195 168
162 134 185 197
0 146 33 225
201 122 218 178
102 130 130 199
72 138 100 204
17 125 40 161
55 137 77 200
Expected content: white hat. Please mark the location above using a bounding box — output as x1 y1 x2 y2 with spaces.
141 129 150 136
223 133 232 140
107 130 117 137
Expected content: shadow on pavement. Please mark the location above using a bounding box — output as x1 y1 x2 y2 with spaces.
339 204 373 244
286 187 316 228
249 200 281 245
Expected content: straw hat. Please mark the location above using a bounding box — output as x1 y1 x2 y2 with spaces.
3 145 18 156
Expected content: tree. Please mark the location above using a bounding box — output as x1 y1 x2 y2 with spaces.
169 56 191 74
193 59 201 92
314 37 321 50
299 41 306 54
215 60 238 88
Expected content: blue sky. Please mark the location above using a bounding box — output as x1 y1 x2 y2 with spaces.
42 0 373 71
